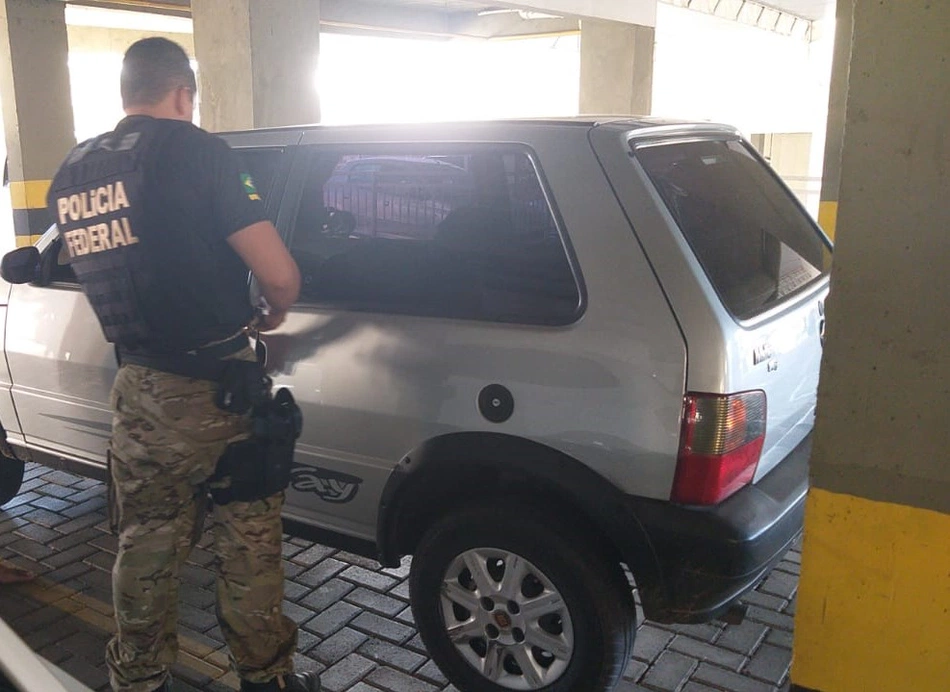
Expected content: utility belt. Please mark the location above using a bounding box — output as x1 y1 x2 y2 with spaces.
116 333 302 504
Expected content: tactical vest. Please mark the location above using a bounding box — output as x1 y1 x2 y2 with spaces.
48 118 249 352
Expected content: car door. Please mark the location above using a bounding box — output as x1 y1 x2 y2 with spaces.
5 229 115 465
6 132 296 467
259 132 585 545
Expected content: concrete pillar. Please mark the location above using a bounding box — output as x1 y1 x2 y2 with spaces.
191 0 320 132
791 2 950 691
815 0 854 240
579 19 654 115
0 0 75 247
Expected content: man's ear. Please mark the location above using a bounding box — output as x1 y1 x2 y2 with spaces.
175 87 194 120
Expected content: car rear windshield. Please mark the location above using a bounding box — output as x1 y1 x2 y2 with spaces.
635 138 831 319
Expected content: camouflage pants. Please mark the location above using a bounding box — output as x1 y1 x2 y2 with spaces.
105 354 298 692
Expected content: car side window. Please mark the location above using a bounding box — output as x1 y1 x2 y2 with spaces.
288 148 581 325
232 147 284 214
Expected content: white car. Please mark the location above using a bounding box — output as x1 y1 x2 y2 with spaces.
0 616 93 692
0 118 831 691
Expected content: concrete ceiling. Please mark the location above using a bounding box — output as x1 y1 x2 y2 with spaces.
756 0 835 21
67 0 836 27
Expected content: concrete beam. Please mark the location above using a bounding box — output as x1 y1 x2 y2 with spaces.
66 24 194 56
485 1 656 27
447 11 578 39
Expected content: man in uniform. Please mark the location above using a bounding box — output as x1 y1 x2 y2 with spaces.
46 38 319 692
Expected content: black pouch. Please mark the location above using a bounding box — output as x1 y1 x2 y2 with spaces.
214 360 271 414
210 388 302 505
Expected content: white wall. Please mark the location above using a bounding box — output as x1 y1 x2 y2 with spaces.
318 33 580 124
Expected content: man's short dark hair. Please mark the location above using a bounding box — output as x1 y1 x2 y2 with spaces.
121 37 197 108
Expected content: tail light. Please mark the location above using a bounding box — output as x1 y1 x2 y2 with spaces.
671 391 767 505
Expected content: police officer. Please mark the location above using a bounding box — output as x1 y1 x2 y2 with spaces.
47 38 319 692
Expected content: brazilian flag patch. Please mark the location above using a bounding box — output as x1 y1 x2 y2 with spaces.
241 173 261 201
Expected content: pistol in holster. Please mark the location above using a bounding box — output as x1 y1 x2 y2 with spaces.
210 361 303 505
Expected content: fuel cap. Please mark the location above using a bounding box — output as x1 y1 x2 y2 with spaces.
478 384 514 423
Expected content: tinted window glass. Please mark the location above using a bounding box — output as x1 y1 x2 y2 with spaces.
636 139 831 318
289 150 580 324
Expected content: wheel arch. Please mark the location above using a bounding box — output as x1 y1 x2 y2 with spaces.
376 431 667 616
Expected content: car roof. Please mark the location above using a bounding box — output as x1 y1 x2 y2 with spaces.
218 116 739 138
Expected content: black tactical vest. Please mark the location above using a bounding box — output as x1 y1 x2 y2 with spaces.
48 118 251 352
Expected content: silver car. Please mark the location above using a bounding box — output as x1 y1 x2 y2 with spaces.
0 118 831 692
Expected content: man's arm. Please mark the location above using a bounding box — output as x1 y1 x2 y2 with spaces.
202 133 300 330
227 221 301 329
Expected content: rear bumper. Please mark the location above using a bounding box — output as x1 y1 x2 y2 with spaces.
628 433 810 623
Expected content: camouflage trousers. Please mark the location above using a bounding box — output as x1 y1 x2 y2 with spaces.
105 352 298 692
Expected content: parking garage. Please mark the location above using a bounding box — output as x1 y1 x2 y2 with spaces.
0 1 947 691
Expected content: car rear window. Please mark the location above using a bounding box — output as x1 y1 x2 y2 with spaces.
287 148 582 325
635 138 831 319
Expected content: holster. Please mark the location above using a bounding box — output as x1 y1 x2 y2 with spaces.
210 387 302 505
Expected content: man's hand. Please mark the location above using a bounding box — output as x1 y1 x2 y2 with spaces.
227 221 301 313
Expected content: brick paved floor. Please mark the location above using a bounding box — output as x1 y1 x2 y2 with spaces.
1 463 798 691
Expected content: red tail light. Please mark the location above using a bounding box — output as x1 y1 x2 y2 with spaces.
671 391 767 505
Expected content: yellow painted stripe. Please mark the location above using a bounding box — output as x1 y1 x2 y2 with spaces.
14 234 44 248
792 488 950 692
817 200 837 241
9 180 51 210
11 577 239 688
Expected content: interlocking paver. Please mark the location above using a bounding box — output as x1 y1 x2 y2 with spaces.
8 536 56 561
284 579 311 602
59 655 111 691
305 601 362 637
297 557 348 587
693 661 776 692
321 653 376 692
744 643 791 685
765 627 794 650
350 612 414 644
714 619 768 655
669 634 746 671
339 565 399 592
302 577 355 611
312 627 369 665
359 637 426 673
641 650 698 691
758 570 799 601
364 665 439 692
415 659 448 686
35 482 79 499
14 521 62 543
745 605 796 631
281 599 319 626
31 494 73 512
633 623 675 661
1 464 799 691
345 586 406 617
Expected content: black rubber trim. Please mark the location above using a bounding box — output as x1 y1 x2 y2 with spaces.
375 432 666 607
281 517 378 561
9 443 109 482
625 433 810 622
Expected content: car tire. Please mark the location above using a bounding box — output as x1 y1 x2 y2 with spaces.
409 504 636 692
0 457 25 507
